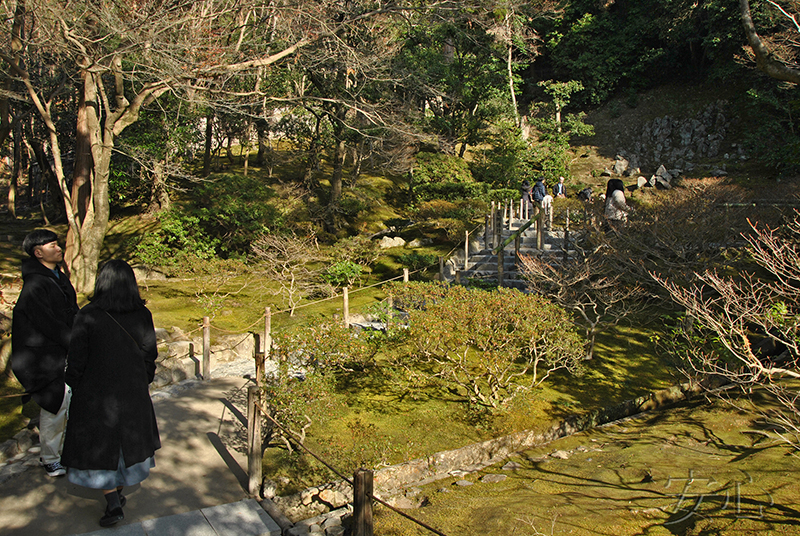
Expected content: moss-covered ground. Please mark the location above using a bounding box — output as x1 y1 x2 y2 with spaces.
374 397 800 536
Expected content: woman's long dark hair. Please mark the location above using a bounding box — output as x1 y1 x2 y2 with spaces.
605 178 625 198
89 259 145 312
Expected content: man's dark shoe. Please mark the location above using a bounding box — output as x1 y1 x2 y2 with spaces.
41 461 66 477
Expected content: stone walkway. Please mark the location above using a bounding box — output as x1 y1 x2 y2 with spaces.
0 359 285 536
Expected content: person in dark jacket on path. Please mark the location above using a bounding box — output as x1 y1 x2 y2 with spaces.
11 229 79 478
532 177 547 203
61 259 160 527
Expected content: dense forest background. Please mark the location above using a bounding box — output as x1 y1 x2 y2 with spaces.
0 0 797 293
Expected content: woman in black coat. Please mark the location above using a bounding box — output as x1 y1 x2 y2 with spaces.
62 260 160 527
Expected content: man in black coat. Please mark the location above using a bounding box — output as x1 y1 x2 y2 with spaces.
11 229 79 477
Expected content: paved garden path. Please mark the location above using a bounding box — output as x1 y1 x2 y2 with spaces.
0 369 282 536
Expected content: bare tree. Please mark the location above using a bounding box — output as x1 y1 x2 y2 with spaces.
519 250 646 361
740 0 800 84
656 210 800 448
0 0 427 291
250 233 329 316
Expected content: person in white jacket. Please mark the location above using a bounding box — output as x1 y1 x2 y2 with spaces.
604 178 631 226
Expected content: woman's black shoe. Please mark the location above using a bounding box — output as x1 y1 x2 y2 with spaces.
99 507 124 527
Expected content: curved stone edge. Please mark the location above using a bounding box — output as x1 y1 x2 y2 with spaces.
276 377 720 524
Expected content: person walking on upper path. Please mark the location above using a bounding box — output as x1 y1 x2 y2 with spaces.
61 259 160 528
11 229 79 478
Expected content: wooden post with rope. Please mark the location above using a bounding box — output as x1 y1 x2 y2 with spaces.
343 287 350 328
464 230 469 270
202 316 211 379
497 243 504 288
247 385 262 497
264 306 272 360
353 468 374 536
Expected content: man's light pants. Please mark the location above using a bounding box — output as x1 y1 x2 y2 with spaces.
39 385 71 464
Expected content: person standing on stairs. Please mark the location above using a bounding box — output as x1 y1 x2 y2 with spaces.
520 179 533 219
532 177 546 204
61 259 160 528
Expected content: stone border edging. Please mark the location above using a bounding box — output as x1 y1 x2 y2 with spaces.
275 380 707 523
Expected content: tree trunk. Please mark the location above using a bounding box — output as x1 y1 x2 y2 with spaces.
148 161 170 213
27 134 63 221
302 114 322 190
740 0 800 84
203 112 214 177
64 69 109 292
8 121 20 218
71 90 94 221
349 141 363 186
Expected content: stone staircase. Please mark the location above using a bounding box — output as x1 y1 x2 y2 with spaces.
444 217 577 290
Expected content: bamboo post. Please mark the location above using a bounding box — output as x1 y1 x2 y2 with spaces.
515 235 520 260
519 198 523 221
343 287 350 328
464 230 469 270
507 200 512 230
403 268 409 282
247 386 262 497
202 316 211 379
353 469 374 536
264 307 272 359
484 215 489 247
455 270 461 285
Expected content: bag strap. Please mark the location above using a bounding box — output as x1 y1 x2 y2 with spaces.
104 310 143 352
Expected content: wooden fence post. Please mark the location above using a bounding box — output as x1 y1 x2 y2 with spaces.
353 469 374 536
536 206 544 250
253 333 263 382
343 287 350 328
264 306 272 359
564 208 570 262
403 268 409 282
202 316 211 379
497 243 504 287
247 386 262 497
464 230 469 270
490 201 495 241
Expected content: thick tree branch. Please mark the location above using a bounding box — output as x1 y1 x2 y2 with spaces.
740 0 800 83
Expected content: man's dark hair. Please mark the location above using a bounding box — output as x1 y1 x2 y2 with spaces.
22 229 59 258
89 259 146 312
